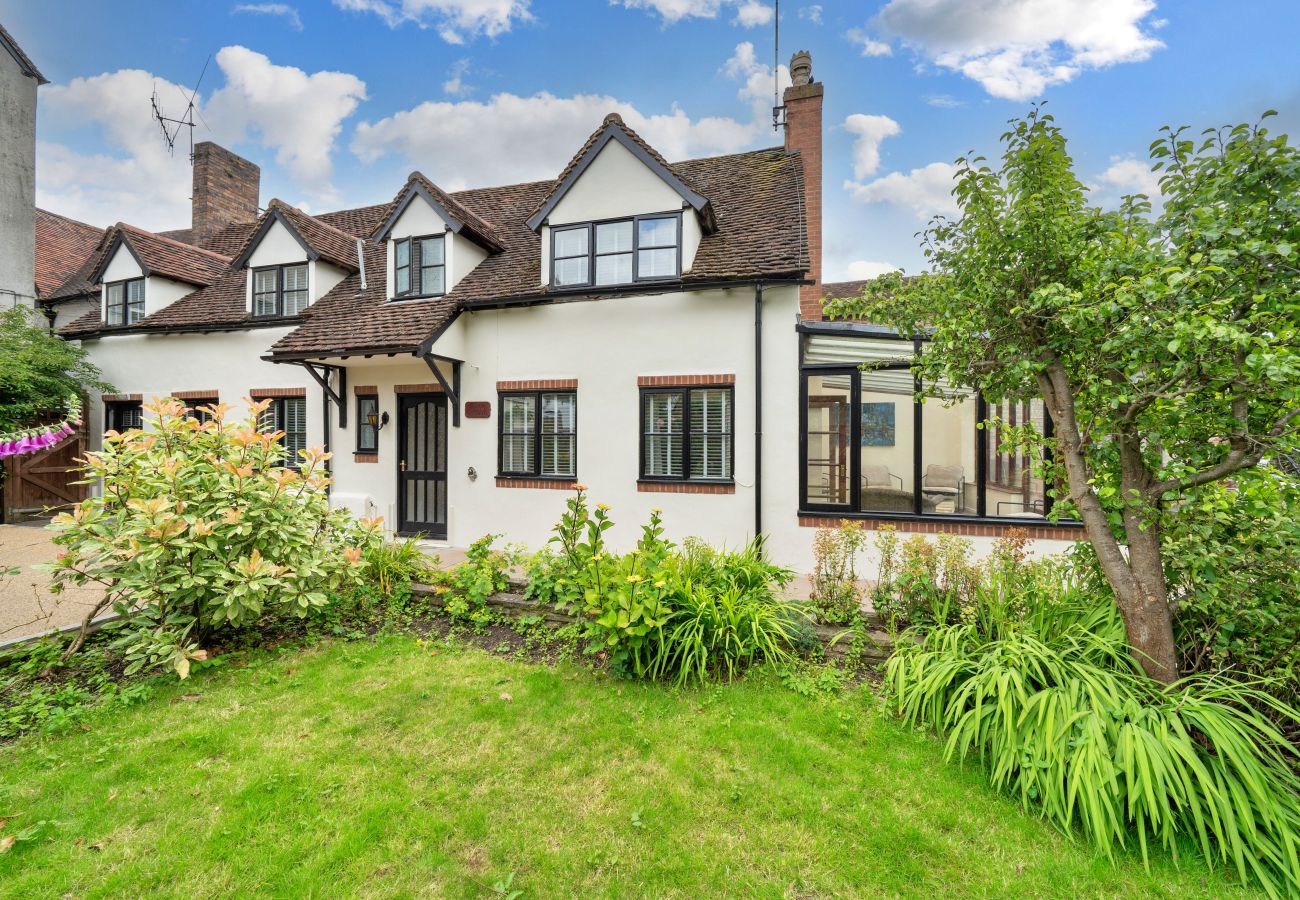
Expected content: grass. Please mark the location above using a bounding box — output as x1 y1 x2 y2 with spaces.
0 635 1262 898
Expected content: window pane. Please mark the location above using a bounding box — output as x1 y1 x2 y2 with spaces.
127 280 145 302
283 265 309 315
254 270 279 316
395 266 410 295
395 240 410 267
986 398 1048 518
540 393 575 434
553 256 589 287
638 217 677 248
643 392 682 477
421 265 445 295
596 221 633 253
859 368 916 514
553 227 588 258
106 283 124 324
594 253 632 285
919 382 977 516
541 434 575 477
419 236 444 265
282 398 307 469
358 396 378 451
804 334 914 366
502 395 535 434
637 247 677 278
689 389 732 481
805 373 852 506
502 435 534 473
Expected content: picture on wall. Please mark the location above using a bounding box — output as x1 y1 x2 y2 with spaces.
861 402 895 446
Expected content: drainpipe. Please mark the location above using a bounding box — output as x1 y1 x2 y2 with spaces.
754 281 764 538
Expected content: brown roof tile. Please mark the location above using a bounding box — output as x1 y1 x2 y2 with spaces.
231 201 361 272
100 224 232 286
316 202 392 236
375 172 502 251
34 209 105 298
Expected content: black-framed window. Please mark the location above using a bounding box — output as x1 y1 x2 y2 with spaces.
105 278 145 326
799 332 1065 523
105 400 143 432
252 263 309 317
357 394 379 453
258 398 307 469
393 234 446 299
551 212 681 289
177 396 218 424
640 386 733 482
498 391 577 478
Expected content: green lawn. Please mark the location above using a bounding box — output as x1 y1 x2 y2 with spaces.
0 636 1259 898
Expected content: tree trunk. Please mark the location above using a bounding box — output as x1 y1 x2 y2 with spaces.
1036 363 1180 685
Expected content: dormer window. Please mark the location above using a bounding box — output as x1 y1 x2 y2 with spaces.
393 234 445 299
106 278 145 326
551 213 681 289
253 263 309 317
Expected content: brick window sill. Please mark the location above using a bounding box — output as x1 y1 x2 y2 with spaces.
495 477 578 490
637 481 735 495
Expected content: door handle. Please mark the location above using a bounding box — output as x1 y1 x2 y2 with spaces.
399 460 407 472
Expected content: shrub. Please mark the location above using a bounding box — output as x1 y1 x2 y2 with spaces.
871 527 980 630
809 520 867 623
537 489 804 683
431 534 520 628
47 397 382 677
887 569 1300 897
1164 467 1300 701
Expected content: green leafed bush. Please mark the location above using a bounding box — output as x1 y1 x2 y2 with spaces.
886 573 1300 897
46 397 382 678
533 489 804 683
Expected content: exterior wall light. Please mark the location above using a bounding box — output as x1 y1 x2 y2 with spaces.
367 410 390 431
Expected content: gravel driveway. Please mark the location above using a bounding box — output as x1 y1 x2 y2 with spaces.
0 521 106 645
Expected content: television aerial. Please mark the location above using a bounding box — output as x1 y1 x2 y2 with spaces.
151 54 211 163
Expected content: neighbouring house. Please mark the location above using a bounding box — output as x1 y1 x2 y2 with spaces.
41 51 1083 571
0 21 46 311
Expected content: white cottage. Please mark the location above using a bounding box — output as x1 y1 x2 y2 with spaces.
51 52 1082 572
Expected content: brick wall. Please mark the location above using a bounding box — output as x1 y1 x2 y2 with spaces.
784 81 824 321
192 142 260 243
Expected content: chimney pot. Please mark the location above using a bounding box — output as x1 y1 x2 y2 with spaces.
790 50 813 86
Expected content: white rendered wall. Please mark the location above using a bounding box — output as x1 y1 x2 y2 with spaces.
383 196 484 300
0 49 36 310
98 246 191 319
79 327 322 453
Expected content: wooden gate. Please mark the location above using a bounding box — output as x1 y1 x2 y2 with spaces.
2 427 88 522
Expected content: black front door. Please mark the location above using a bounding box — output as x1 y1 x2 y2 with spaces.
397 393 447 537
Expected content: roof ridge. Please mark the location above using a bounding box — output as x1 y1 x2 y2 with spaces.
36 207 105 234
116 223 233 262
269 199 360 242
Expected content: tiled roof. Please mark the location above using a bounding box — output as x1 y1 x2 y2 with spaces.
231 200 361 272
316 203 391 236
269 145 807 358
34 209 104 297
98 224 232 287
375 172 502 251
157 221 258 258
821 280 870 301
0 22 47 84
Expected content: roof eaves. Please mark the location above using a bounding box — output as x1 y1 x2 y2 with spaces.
0 23 47 84
231 206 320 270
373 176 503 253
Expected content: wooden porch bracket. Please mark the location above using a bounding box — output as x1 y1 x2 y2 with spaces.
298 362 348 428
422 352 462 427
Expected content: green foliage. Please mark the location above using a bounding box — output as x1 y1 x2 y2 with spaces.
46 397 381 677
0 306 110 432
887 574 1300 897
809 520 868 624
534 489 804 683
1165 467 1300 698
433 534 518 628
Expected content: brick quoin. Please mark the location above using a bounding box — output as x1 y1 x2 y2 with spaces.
784 51 824 322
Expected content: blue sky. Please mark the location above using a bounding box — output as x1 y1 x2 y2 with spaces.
5 0 1300 279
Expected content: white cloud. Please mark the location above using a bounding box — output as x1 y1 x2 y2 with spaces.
733 1 773 27
846 260 900 279
843 113 901 179
352 43 784 190
616 0 773 28
924 93 961 108
798 4 823 25
36 48 367 227
1091 154 1162 209
443 58 473 96
875 0 1164 100
232 3 303 30
845 161 961 222
331 0 531 42
847 26 892 57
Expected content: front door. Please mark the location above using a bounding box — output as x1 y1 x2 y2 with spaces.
397 393 447 538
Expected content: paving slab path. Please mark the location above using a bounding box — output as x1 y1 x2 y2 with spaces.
0 521 106 645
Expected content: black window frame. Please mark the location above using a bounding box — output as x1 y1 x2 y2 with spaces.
251 263 309 318
638 385 735 484
356 394 379 453
496 389 578 480
175 396 218 424
798 334 1074 526
105 277 145 326
104 399 143 432
549 211 683 290
391 234 446 301
257 397 308 470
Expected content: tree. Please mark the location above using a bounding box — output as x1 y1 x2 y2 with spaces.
826 109 1299 684
0 305 109 432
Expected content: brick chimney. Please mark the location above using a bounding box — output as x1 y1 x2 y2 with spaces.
191 142 260 243
783 50 823 320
